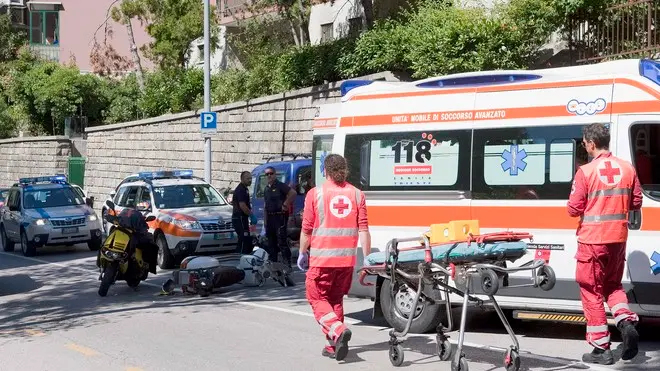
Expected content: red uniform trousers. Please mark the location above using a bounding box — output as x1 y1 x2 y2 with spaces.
305 266 353 348
575 242 639 349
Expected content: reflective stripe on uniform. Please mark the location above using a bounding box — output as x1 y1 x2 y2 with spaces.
312 227 359 236
310 248 356 257
587 187 631 199
592 336 611 346
611 303 630 314
587 325 608 333
328 321 343 338
582 213 627 222
316 188 325 226
614 313 639 325
319 312 337 325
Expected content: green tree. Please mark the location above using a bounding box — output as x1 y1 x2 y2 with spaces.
138 0 219 70
0 13 27 63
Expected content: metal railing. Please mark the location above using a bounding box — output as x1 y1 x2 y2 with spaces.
569 0 660 63
29 44 59 62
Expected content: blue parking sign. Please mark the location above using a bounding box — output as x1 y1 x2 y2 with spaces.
200 111 217 134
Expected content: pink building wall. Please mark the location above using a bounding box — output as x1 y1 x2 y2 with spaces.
58 0 154 73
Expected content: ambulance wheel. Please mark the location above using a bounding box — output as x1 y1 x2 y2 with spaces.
480 269 499 296
504 347 520 371
452 356 469 371
437 338 452 361
389 344 404 367
538 265 556 291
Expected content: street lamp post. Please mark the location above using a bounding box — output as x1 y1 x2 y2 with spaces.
203 0 212 183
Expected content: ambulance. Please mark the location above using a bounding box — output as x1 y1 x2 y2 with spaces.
312 58 660 333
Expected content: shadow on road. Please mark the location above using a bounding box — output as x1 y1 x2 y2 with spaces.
0 246 659 370
338 335 591 370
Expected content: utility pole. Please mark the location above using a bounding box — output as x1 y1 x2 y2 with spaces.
203 0 212 183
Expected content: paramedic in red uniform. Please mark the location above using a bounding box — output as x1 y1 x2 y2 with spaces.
298 153 371 362
567 123 642 365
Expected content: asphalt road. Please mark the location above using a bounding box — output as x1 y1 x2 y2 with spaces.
0 245 659 371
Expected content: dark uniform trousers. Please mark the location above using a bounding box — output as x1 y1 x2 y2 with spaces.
232 214 253 255
265 211 291 264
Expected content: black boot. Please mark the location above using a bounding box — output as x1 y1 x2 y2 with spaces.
582 347 614 365
618 320 639 361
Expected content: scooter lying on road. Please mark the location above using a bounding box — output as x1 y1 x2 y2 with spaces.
97 201 158 297
164 234 296 297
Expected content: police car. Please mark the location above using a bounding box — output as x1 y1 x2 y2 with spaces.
104 170 237 269
0 175 103 256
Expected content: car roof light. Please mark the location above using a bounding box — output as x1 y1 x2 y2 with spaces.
137 169 194 180
19 174 68 185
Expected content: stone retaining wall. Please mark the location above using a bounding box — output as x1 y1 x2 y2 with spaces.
0 136 72 186
84 71 403 214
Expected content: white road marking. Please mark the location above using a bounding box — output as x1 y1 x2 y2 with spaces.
0 251 613 370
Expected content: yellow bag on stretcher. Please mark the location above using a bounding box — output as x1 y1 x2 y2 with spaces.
420 220 480 245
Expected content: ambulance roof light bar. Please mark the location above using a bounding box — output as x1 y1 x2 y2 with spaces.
340 80 375 96
639 59 660 87
18 174 68 185
415 73 542 88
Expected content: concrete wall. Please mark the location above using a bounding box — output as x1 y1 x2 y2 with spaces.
0 136 71 186
83 71 403 215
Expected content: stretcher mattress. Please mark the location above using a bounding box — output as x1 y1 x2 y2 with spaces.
365 241 528 266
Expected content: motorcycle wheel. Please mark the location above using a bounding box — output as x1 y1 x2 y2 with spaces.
126 277 140 288
98 262 118 297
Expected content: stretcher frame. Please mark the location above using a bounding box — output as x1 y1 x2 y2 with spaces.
357 231 557 371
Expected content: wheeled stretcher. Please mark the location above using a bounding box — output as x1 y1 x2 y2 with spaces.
357 221 556 371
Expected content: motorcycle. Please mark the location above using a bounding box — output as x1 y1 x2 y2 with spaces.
97 201 157 297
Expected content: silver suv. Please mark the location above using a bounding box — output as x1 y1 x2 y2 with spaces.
0 175 103 256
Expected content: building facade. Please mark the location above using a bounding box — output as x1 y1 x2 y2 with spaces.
2 0 153 73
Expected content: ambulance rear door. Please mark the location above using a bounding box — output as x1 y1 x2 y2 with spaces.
615 114 660 313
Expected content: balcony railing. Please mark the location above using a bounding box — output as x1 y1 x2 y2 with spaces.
29 44 59 62
569 0 660 63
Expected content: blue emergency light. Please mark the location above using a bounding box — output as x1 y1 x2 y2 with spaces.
416 74 542 88
640 59 660 86
19 174 68 185
138 169 194 180
340 80 374 96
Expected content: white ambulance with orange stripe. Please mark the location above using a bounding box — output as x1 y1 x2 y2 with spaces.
313 59 660 333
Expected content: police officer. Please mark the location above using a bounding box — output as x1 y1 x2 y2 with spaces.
263 166 297 268
232 171 255 255
567 123 642 365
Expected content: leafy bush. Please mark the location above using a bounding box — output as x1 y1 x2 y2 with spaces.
0 0 603 139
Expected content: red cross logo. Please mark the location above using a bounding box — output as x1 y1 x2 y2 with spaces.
597 160 622 186
330 195 352 218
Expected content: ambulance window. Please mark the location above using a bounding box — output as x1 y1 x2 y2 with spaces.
313 135 334 188
472 125 587 200
630 123 660 200
344 130 472 191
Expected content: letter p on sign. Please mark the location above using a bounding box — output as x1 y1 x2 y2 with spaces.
200 111 218 135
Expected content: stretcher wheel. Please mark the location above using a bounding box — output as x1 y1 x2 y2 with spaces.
451 356 469 371
480 269 499 296
537 265 556 291
505 347 521 371
389 344 405 367
436 337 452 361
